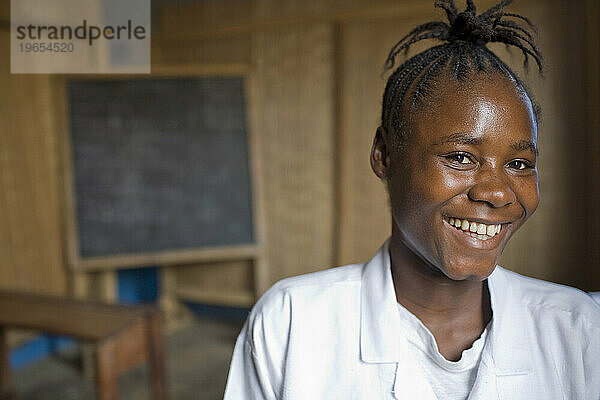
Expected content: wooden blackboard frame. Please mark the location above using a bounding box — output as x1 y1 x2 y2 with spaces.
56 65 268 298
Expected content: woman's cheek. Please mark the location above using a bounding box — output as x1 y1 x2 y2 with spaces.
517 174 540 217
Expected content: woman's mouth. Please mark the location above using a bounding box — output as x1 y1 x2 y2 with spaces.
443 216 502 241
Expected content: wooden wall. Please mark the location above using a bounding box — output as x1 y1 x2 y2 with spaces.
251 25 336 282
1 0 599 311
585 0 600 289
0 29 67 296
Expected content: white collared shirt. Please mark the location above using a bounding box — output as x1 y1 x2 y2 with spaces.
224 240 600 399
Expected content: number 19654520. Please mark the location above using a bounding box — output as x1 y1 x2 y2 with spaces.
19 42 74 53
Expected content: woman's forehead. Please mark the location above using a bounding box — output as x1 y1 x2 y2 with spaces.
408 74 538 147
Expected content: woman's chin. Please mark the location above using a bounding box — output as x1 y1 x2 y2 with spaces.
437 259 498 282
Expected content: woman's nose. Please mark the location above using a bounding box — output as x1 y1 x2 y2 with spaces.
467 174 517 208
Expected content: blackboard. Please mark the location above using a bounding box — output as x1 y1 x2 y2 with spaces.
68 78 254 258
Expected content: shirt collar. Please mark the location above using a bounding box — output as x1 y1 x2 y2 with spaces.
485 266 533 375
359 239 533 375
360 239 408 363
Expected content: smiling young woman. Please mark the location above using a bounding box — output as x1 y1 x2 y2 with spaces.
372 73 541 363
224 1 600 399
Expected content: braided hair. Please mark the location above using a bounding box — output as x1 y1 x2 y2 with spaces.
381 0 543 145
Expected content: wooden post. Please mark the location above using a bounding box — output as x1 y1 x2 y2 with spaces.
71 271 90 299
159 267 184 331
98 271 117 303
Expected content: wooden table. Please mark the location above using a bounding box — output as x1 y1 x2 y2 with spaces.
0 290 167 400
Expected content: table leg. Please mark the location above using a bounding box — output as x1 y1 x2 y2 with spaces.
95 340 118 400
147 313 168 400
81 343 95 382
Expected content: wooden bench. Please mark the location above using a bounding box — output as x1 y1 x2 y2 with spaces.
0 290 167 400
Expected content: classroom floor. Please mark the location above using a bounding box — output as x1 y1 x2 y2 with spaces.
13 316 244 400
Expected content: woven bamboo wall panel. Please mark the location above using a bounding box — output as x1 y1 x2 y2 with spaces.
250 24 336 285
0 0 6 24
0 31 66 295
585 0 600 289
152 36 251 67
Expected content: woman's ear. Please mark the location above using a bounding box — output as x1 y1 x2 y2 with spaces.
370 126 392 180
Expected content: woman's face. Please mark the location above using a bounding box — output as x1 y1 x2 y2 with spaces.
378 74 539 281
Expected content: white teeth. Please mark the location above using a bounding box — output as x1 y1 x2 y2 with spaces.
444 217 502 240
469 232 489 240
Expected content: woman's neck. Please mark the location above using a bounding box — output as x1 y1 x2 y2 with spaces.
389 230 492 360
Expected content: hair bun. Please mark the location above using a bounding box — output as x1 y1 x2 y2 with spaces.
384 0 541 72
449 10 494 45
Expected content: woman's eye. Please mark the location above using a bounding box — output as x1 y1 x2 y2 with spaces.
508 160 530 170
446 153 473 165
